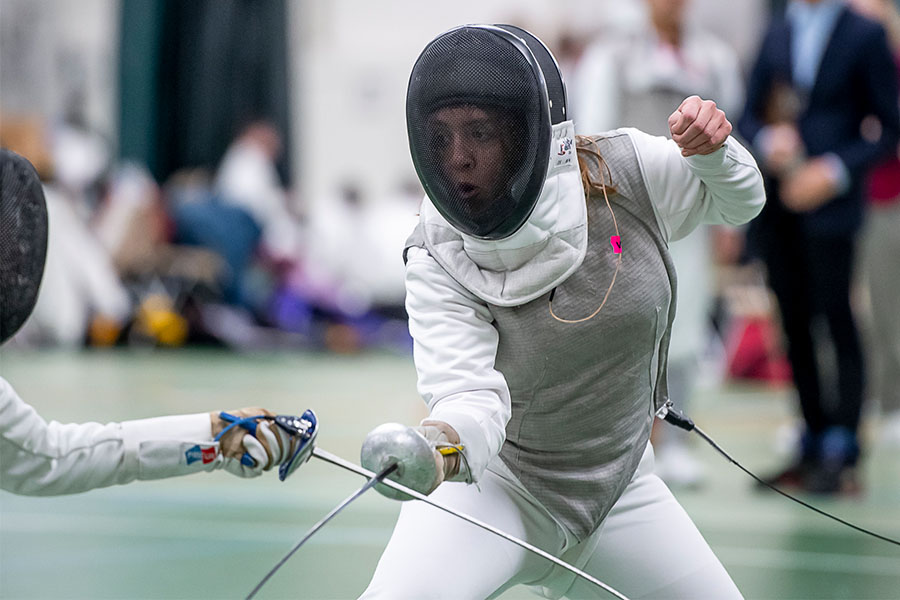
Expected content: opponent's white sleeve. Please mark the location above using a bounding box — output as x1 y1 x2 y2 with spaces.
624 128 765 242
0 376 225 496
405 247 511 484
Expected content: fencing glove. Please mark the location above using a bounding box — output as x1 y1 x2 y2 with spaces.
210 408 277 478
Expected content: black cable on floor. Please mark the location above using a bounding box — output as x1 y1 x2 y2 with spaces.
659 405 900 548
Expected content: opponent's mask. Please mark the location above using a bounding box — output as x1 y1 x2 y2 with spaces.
1 150 49 344
406 24 567 240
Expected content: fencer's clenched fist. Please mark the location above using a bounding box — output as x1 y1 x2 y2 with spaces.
210 407 300 478
668 95 732 157
417 420 462 487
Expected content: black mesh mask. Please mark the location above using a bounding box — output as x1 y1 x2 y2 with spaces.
407 25 566 240
1 150 49 344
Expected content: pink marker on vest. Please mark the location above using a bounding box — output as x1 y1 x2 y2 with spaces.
610 235 622 254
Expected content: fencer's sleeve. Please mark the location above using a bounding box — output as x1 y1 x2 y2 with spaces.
624 128 765 242
405 246 511 484
0 377 228 496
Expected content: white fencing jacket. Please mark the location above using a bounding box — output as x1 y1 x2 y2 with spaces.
0 376 226 495
405 130 764 489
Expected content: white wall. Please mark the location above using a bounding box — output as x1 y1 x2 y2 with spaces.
292 0 634 210
0 0 119 140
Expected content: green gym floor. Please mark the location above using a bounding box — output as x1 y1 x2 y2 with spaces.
1 349 898 599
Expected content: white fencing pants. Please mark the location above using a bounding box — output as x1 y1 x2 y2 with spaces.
359 444 741 600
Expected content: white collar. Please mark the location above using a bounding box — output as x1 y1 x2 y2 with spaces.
419 120 588 306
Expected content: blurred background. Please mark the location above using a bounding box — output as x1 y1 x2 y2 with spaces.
1 1 898 599
0 0 769 354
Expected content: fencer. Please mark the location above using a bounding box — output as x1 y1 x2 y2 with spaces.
359 24 765 599
0 149 307 495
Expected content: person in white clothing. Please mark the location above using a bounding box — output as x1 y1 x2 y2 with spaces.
571 0 746 488
214 121 301 264
0 149 307 496
357 25 764 599
571 0 744 136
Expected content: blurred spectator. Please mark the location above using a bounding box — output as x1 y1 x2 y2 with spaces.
169 171 261 309
214 122 301 264
849 0 900 447
738 0 900 493
169 121 301 312
571 0 744 488
95 164 169 279
25 185 131 347
94 163 221 292
304 181 418 317
572 0 743 136
284 180 418 353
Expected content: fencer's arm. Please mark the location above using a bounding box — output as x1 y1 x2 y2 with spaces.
0 377 242 496
625 128 765 242
405 247 511 484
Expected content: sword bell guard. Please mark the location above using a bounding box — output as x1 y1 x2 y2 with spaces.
360 423 439 501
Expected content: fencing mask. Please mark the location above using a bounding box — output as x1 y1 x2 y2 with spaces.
0 149 49 344
406 24 566 240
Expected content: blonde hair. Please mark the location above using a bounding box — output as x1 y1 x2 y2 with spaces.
548 135 622 324
575 135 617 197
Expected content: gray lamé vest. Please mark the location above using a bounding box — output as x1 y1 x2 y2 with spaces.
406 132 677 539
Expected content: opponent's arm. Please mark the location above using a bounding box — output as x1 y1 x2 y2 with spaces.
0 377 299 496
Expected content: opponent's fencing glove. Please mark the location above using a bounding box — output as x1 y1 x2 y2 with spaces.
210 408 318 479
210 408 273 477
360 420 464 500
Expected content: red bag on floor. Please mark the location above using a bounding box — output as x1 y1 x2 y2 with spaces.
725 316 792 383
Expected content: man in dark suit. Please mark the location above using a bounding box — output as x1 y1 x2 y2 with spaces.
738 0 900 493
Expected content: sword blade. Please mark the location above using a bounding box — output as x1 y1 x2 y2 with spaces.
312 447 630 600
246 460 398 600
